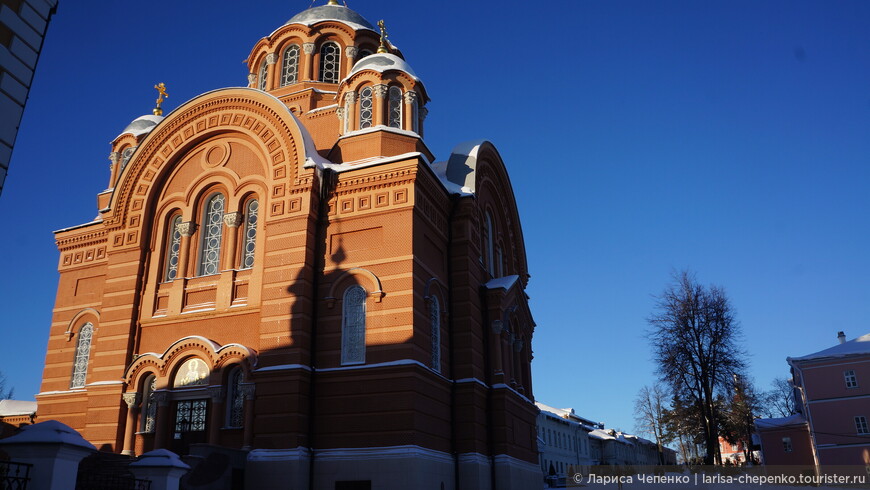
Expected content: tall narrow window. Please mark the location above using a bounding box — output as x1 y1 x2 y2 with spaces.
164 215 183 281
241 199 258 269
319 42 340 83
70 323 93 389
857 416 870 435
485 212 495 276
388 86 402 128
358 87 373 129
341 285 366 365
258 60 268 91
198 193 225 276
411 96 419 134
430 296 441 372
281 45 300 86
142 374 157 433
227 367 245 428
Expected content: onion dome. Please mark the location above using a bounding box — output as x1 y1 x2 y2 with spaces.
284 2 376 32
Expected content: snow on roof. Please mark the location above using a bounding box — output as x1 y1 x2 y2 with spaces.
131 449 190 469
347 53 421 83
754 413 807 429
0 420 96 450
0 400 36 417
789 332 870 362
485 275 519 291
588 429 616 441
434 140 487 195
117 114 164 139
284 4 375 32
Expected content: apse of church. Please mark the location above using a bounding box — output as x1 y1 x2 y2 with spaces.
37 2 541 488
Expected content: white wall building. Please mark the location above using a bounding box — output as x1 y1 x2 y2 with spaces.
537 401 676 482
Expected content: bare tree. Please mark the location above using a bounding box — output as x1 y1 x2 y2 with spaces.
648 271 746 465
0 371 13 399
759 377 796 418
634 383 670 464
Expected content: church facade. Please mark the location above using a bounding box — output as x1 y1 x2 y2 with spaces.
36 2 540 488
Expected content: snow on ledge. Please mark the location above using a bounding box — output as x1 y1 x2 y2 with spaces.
484 275 520 291
305 151 428 174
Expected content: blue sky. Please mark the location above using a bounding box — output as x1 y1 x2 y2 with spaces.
1 1 868 435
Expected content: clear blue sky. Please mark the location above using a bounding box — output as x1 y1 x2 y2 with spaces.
1 1 868 435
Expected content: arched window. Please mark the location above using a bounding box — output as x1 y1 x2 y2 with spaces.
410 96 419 134
142 374 157 433
281 44 300 86
484 211 495 276
198 193 225 276
257 60 268 91
319 42 341 83
164 214 183 281
341 285 367 365
70 323 93 389
241 198 258 269
356 48 373 62
358 86 373 129
388 86 402 128
429 296 441 372
226 367 245 428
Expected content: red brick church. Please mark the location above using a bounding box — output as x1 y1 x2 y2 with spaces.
35 2 540 488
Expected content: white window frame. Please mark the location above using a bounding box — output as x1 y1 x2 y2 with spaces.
318 41 341 83
198 193 225 276
844 369 858 389
281 44 300 86
856 416 870 435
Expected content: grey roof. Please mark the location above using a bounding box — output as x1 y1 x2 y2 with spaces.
789 332 870 362
348 53 420 81
118 114 164 139
286 4 375 32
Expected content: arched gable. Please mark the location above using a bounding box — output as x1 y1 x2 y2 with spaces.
444 140 530 282
103 88 321 252
124 335 257 389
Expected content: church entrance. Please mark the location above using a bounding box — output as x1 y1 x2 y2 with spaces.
171 399 207 454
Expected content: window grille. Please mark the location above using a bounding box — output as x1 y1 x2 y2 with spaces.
281 45 300 86
388 86 402 128
430 296 441 372
198 194 225 276
241 199 258 269
258 61 268 90
70 323 93 389
175 400 207 433
319 42 341 83
341 285 367 365
143 375 157 433
358 87 373 129
228 368 245 427
165 215 182 281
857 416 870 435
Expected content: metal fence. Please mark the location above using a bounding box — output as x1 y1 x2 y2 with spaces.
0 460 32 490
